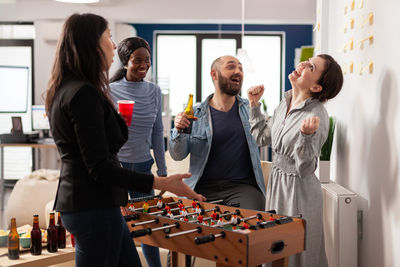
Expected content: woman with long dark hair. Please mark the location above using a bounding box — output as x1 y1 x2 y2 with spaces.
45 13 204 267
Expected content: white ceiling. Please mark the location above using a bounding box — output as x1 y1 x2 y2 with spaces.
0 0 316 24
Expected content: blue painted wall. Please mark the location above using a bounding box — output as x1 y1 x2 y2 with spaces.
130 23 313 92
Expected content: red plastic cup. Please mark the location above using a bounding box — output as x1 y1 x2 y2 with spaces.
117 100 135 126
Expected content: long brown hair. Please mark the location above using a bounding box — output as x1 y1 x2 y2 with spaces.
109 37 151 83
45 13 112 115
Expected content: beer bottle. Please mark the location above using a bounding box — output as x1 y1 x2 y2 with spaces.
56 212 66 249
47 212 58 253
181 94 194 134
30 214 42 255
7 218 19 260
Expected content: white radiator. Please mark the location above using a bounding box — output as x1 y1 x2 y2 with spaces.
322 182 358 267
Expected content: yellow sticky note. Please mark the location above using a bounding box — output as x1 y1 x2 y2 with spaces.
350 18 355 29
349 61 354 73
368 13 374 25
368 61 373 74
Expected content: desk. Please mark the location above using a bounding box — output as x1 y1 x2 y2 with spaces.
0 245 75 267
0 143 57 211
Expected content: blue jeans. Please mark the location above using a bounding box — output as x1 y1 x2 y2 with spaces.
120 159 161 267
61 207 141 267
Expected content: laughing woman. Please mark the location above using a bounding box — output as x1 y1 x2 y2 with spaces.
109 37 166 267
247 54 343 267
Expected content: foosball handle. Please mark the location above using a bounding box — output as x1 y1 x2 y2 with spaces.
131 228 152 238
194 232 225 245
124 214 139 222
195 234 215 244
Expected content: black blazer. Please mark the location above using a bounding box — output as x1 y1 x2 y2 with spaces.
49 77 154 212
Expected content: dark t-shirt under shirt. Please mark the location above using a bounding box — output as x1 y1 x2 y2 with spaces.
200 99 255 181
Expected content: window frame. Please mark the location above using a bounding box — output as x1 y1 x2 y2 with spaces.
154 31 284 106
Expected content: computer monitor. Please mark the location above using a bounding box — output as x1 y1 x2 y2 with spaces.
32 105 50 136
0 65 29 113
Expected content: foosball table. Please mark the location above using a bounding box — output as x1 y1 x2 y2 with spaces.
121 196 305 267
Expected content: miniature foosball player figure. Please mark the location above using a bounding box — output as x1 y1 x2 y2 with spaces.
191 199 198 209
142 200 149 213
195 203 202 215
269 214 275 221
211 209 218 220
156 199 163 210
197 213 204 224
178 200 184 212
242 221 250 230
231 214 239 230
164 203 171 212
181 208 188 217
167 209 174 218
231 214 238 224
217 217 224 226
180 215 189 222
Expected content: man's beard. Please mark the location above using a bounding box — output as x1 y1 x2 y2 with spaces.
218 71 242 96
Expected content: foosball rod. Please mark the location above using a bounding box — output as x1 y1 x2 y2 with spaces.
131 218 159 227
166 227 202 238
149 199 224 215
131 222 180 238
132 200 184 212
210 214 257 228
188 207 221 223
173 206 219 220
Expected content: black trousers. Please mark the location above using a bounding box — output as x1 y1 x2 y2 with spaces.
194 177 266 211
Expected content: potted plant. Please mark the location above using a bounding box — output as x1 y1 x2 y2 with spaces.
316 116 335 183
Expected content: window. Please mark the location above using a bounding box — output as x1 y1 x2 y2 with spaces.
156 35 196 115
0 23 34 180
0 65 29 112
155 32 283 116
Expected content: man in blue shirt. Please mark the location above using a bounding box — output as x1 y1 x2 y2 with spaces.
169 55 266 210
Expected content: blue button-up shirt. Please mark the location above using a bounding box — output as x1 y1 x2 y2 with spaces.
169 94 266 196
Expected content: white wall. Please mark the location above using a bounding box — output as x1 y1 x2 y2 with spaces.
317 0 400 266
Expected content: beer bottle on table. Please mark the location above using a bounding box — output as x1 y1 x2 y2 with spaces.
56 212 66 249
7 218 19 260
47 212 58 253
30 214 42 255
181 94 194 134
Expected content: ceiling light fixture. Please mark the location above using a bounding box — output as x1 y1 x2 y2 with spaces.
55 0 99 3
237 0 254 73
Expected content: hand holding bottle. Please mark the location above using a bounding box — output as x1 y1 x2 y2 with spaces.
174 112 197 132
175 94 197 134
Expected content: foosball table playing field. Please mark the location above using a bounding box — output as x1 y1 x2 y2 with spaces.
121 196 305 267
